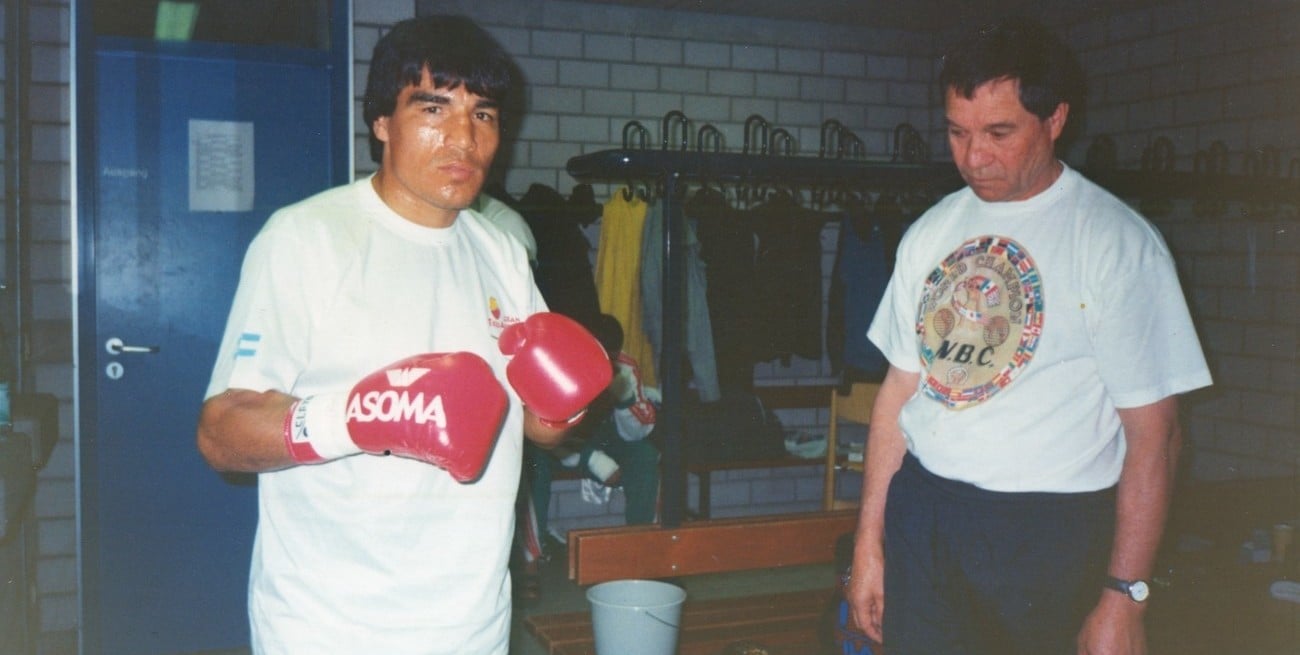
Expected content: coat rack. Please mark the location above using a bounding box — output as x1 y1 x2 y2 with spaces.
568 146 961 527
566 115 1300 527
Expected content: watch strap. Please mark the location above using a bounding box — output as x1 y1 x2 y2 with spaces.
1103 575 1149 602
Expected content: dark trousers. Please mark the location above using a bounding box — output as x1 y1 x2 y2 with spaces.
882 453 1116 655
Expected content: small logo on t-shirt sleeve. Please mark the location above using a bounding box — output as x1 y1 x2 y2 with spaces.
235 332 261 358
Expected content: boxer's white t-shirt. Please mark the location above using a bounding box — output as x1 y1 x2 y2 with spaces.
207 176 543 654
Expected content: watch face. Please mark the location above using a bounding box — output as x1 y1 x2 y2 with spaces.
1129 580 1150 602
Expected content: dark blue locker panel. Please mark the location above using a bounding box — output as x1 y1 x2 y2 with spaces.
80 46 341 655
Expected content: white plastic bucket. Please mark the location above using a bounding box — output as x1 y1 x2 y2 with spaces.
586 579 687 655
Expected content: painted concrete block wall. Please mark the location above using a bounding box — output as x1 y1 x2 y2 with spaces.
22 1 77 653
19 0 1298 651
372 0 940 185
1047 2 1300 481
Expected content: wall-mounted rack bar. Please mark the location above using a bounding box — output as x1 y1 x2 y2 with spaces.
569 149 1300 202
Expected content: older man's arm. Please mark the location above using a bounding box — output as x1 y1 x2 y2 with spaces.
1076 395 1183 655
846 365 919 643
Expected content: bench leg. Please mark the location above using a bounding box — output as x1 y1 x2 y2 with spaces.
698 471 711 519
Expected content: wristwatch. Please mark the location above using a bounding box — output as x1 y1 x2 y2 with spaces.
1103 575 1150 603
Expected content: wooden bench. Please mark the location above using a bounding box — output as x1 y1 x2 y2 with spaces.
547 451 822 519
522 511 857 654
687 455 822 519
686 385 834 518
565 509 856 584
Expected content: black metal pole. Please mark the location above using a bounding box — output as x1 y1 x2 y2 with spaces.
658 172 686 528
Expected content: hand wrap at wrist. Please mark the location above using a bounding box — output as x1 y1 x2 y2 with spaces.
282 393 361 464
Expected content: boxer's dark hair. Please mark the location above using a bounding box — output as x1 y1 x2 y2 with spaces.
364 15 520 162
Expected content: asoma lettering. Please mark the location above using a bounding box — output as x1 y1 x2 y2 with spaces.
346 390 448 428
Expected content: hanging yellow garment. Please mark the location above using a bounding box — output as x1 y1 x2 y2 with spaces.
596 189 657 388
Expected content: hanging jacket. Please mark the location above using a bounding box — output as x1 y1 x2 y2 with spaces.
751 191 828 365
596 189 658 388
640 200 721 403
520 183 602 330
826 192 906 388
691 186 761 393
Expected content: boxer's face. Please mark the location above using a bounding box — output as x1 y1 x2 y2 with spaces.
372 70 500 227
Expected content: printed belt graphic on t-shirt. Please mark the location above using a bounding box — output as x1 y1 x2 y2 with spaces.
916 235 1043 410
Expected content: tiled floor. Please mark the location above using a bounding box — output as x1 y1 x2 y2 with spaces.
507 546 837 654
507 544 1300 655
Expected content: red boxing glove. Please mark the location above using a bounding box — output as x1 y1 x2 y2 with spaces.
283 352 508 482
498 313 613 428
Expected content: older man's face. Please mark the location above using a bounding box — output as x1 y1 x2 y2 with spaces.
944 77 1067 202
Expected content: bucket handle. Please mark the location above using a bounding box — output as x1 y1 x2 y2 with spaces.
640 608 680 630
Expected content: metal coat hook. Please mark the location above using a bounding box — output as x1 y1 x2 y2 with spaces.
661 110 690 151
892 123 929 163
621 121 651 200
1085 135 1118 172
1260 145 1281 176
1191 140 1227 176
1244 145 1281 218
1140 136 1175 217
769 128 796 157
696 124 725 153
819 119 844 159
1209 140 1229 172
892 123 914 162
622 120 650 150
835 127 868 208
1141 136 1175 172
736 115 771 205
743 114 769 155
766 128 798 202
894 124 915 162
1192 140 1229 217
840 129 866 159
695 123 726 196
813 119 843 206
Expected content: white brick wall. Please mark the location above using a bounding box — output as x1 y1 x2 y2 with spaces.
352 0 417 26
405 0 936 194
15 0 1299 651
16 1 79 652
1050 2 1300 480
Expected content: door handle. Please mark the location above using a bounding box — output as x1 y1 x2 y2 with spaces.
105 337 161 355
